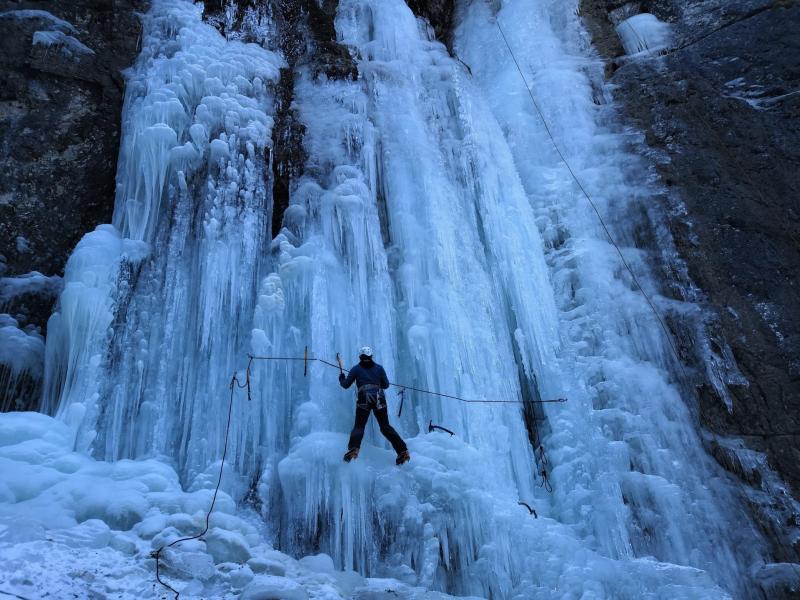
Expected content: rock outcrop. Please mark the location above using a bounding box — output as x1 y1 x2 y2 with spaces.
0 0 146 410
203 0 356 240
407 0 455 46
580 0 800 584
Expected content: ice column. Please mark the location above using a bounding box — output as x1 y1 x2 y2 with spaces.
44 0 284 484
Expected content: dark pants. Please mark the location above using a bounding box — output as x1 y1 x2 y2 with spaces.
348 405 407 454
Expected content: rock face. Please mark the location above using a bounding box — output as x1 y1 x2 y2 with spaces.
407 0 454 45
203 0 356 240
580 0 800 579
0 1 145 409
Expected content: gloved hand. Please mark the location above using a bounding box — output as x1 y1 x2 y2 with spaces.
338 372 346 383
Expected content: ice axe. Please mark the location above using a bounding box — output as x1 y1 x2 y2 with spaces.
428 420 455 436
336 352 344 376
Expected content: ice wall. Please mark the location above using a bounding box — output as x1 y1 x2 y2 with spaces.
616 13 673 56
254 0 763 595
42 0 284 476
455 0 763 594
39 0 768 597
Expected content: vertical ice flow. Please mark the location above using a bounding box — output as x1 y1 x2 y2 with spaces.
41 0 766 597
43 1 284 478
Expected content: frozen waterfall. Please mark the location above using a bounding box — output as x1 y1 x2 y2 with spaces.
15 0 769 597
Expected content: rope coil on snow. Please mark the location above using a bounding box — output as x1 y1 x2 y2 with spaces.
151 372 239 599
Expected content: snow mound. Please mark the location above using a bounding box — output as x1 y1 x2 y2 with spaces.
0 315 44 379
33 29 95 58
0 271 62 303
0 9 77 33
0 412 468 599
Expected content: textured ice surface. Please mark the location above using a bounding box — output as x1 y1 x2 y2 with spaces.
32 29 95 57
25 0 769 597
0 271 62 302
0 9 77 33
455 0 764 593
616 14 673 55
0 412 470 599
0 315 44 380
1 313 46 411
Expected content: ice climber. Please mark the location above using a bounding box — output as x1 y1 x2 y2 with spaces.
339 347 410 465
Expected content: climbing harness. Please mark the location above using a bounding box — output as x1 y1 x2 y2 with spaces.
357 383 387 410
151 372 239 599
494 18 688 378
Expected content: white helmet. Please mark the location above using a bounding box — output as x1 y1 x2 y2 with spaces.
359 346 373 358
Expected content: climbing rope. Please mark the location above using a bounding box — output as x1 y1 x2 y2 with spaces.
493 18 688 378
248 353 568 406
148 346 563 597
539 466 554 493
0 589 33 600
535 444 553 492
151 372 239 599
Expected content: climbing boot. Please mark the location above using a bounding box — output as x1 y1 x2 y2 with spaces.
343 448 359 462
395 450 411 466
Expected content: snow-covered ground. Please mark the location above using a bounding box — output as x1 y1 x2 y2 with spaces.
0 412 479 599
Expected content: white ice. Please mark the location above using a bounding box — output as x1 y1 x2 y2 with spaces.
0 315 43 374
0 9 78 33
0 316 45 412
0 411 474 599
616 14 673 55
32 30 95 58
0 271 62 303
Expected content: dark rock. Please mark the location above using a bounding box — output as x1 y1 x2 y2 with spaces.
407 0 455 46
269 67 306 240
0 0 146 409
580 0 800 572
204 0 357 81
202 1 352 239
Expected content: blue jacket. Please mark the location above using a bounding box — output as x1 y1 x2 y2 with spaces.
340 360 390 390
